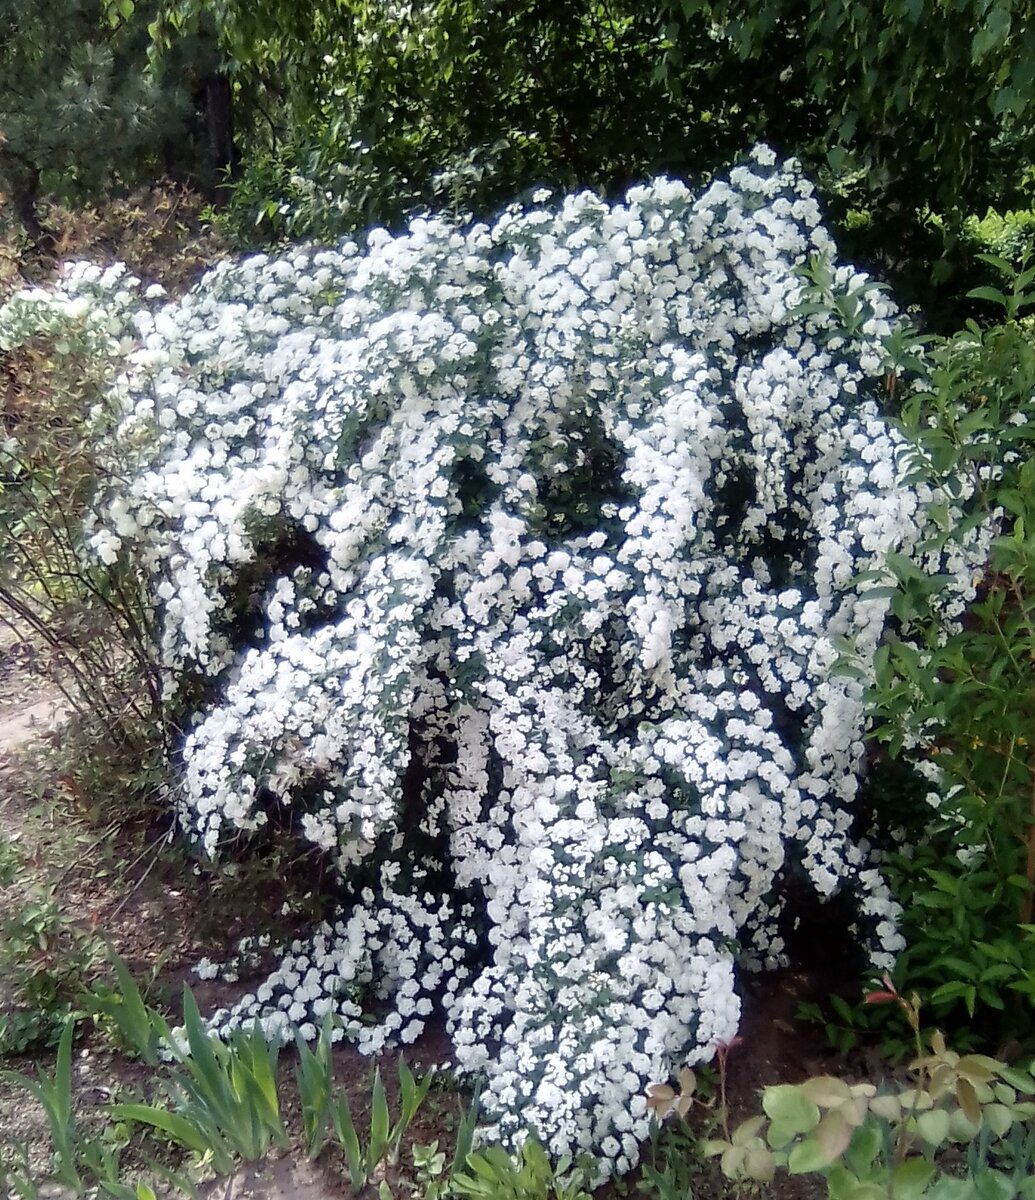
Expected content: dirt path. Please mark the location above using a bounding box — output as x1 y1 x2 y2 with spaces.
0 620 67 752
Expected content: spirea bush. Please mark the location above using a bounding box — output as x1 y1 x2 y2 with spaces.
4 148 991 1176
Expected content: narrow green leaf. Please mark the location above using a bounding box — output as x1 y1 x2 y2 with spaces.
333 1093 365 1189
369 1067 390 1168
108 1103 218 1158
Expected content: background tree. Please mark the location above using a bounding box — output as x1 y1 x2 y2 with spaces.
147 0 1034 321
0 0 161 250
657 0 1035 313
0 0 244 254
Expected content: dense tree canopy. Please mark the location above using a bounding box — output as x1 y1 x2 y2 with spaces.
0 0 173 248
6 0 1034 312
129 0 1033 317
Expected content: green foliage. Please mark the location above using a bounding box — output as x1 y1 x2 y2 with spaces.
964 210 1035 273
791 255 1035 1043
658 0 1035 229
0 871 103 1056
841 267 1035 1040
84 949 174 1067
293 1014 335 1159
703 1021 1035 1197
452 1140 593 1200
4 951 467 1196
0 1141 41 1200
0 1018 142 1198
140 0 1035 320
111 988 291 1172
329 1057 435 1190
412 1141 452 1200
3 1020 86 1191
185 0 690 246
796 993 914 1063
638 1121 700 1200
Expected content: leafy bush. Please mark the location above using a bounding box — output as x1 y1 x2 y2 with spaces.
7 148 991 1175
834 269 1035 1043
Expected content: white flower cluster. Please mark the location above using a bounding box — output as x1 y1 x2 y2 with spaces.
0 260 151 356
23 148 991 1176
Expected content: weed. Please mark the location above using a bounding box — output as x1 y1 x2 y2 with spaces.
639 1121 699 1200
412 1141 450 1200
0 889 102 1055
0 834 22 885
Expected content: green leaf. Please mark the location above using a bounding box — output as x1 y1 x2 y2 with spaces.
840 1184 888 1200
53 1018 75 1127
966 286 1011 309
332 1093 364 1189
369 1067 390 1168
982 1102 1015 1137
237 1022 284 1142
813 1109 854 1164
787 1136 833 1174
107 1103 217 1158
890 1158 936 1200
915 1107 951 1146
106 951 168 1065
974 1169 1016 1200
762 1085 821 1136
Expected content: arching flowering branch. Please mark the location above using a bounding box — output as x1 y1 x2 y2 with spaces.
4 147 990 1177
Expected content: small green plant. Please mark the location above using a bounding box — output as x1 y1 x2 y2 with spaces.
0 1017 145 1197
412 1141 450 1200
805 257 1035 1045
294 1013 335 1159
0 889 102 1055
452 1140 593 1200
330 1056 435 1190
639 1119 699 1200
110 987 290 1174
2 1019 84 1190
796 992 914 1061
0 834 22 885
0 1140 40 1200
401 1089 480 1199
83 948 173 1067
682 983 1035 1197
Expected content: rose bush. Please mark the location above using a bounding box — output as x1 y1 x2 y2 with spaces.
0 148 990 1175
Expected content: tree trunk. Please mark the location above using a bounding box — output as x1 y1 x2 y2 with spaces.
1 153 56 258
205 72 239 208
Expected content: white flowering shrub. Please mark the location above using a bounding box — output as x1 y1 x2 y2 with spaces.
28 148 990 1175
